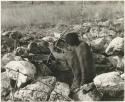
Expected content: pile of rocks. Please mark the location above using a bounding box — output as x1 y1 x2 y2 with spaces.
1 18 124 101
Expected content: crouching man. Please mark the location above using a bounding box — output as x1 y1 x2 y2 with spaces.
65 32 96 91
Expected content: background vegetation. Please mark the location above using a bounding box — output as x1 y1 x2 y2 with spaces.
1 1 124 29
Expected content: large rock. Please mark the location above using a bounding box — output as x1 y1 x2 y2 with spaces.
91 36 113 53
94 71 124 100
49 82 71 101
14 76 56 101
5 61 36 88
73 83 103 101
37 40 49 48
27 41 51 55
105 37 124 55
9 31 22 40
94 71 123 87
91 38 107 53
107 56 124 71
101 82 124 101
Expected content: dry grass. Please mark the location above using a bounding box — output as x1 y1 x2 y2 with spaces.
1 1 124 29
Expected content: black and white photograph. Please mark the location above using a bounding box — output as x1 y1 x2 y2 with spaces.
1 0 124 101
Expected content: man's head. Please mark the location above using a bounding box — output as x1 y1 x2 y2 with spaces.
65 32 80 46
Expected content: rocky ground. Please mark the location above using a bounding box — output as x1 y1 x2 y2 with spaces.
1 18 124 101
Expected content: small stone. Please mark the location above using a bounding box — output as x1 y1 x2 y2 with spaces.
54 32 61 39
120 73 125 80
2 31 12 37
42 36 57 43
14 46 28 56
